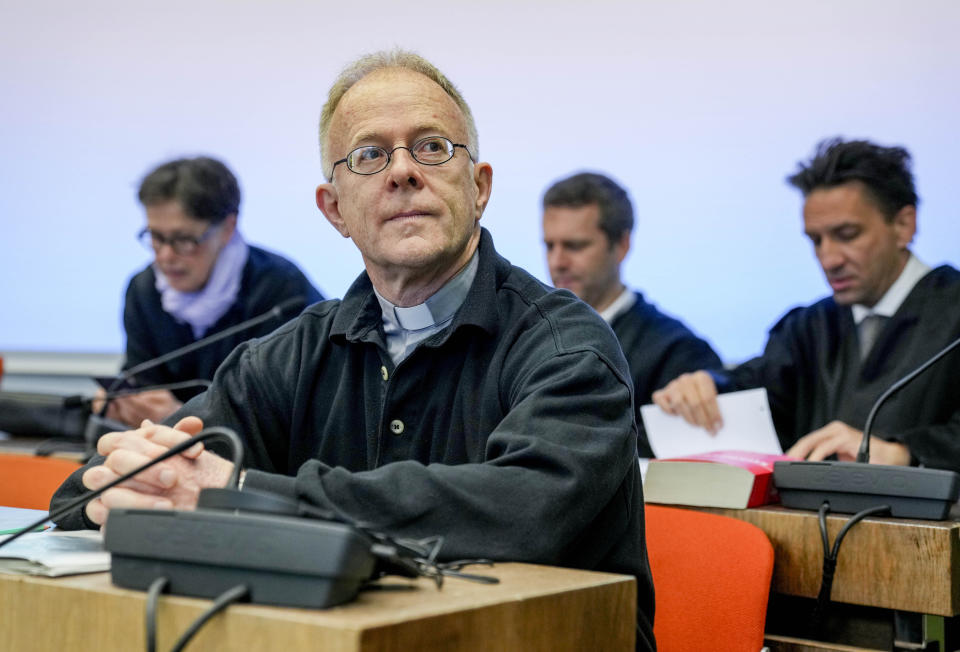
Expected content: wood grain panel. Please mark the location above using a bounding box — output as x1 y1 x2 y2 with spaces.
0 563 635 651
691 505 960 615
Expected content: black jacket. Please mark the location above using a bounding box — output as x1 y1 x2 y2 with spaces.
53 229 656 650
611 292 722 457
716 265 960 470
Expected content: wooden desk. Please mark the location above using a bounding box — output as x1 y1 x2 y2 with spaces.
0 563 636 651
695 505 960 651
698 505 960 615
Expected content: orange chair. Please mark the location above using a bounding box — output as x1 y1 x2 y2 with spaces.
0 454 82 510
645 504 774 652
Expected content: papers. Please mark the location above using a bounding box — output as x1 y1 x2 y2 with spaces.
0 507 108 576
640 388 782 459
0 506 50 535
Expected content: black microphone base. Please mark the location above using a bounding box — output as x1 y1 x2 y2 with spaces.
104 507 376 608
773 461 960 520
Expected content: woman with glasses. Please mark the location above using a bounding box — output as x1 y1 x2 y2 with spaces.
102 156 322 426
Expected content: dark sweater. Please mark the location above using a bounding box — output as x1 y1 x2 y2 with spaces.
122 245 322 400
716 265 960 470
611 292 723 457
52 229 656 650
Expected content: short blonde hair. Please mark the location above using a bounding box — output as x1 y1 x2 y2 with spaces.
319 49 479 180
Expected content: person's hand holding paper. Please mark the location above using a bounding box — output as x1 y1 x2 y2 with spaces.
652 370 726 434
641 387 783 459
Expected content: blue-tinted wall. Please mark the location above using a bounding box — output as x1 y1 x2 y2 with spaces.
2 1 958 363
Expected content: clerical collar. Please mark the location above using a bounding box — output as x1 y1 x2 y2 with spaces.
599 286 636 323
851 253 930 324
374 252 478 330
372 251 479 365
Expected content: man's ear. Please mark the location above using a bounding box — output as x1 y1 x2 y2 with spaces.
316 183 350 238
893 204 917 249
614 230 631 264
473 162 493 220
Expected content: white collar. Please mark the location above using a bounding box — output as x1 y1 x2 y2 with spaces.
374 251 478 332
599 286 637 323
851 253 930 324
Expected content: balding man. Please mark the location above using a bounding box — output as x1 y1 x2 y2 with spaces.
52 50 656 650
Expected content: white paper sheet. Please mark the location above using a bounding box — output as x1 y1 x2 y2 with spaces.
640 387 783 459
0 525 108 577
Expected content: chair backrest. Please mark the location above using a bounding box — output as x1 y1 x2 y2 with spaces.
645 504 774 652
0 454 82 510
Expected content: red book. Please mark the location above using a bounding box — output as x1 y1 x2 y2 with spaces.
643 450 796 509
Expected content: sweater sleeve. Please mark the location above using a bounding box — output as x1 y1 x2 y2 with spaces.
48 456 105 530
194 330 639 566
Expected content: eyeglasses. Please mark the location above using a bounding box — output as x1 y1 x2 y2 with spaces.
138 225 217 256
331 136 474 176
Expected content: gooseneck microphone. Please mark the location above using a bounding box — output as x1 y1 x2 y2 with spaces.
773 331 960 519
856 333 960 463
100 295 308 411
85 296 307 447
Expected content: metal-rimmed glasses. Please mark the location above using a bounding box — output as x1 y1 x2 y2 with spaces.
138 225 217 256
331 136 474 176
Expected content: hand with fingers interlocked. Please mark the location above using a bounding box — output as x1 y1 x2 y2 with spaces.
81 416 234 525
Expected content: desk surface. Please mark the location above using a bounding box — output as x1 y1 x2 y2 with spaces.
697 505 960 616
0 562 636 651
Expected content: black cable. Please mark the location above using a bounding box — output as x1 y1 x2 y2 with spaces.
168 584 249 652
366 533 499 588
100 296 304 415
0 426 244 553
297 497 498 587
811 502 891 629
100 379 213 402
145 577 169 652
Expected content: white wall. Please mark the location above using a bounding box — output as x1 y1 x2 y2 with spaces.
2 0 958 363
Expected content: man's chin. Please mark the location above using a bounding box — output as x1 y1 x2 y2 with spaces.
831 289 860 306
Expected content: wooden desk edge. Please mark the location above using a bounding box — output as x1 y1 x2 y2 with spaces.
0 563 637 651
686 505 960 616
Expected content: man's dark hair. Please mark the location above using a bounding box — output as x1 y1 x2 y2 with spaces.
138 156 241 223
542 172 634 245
786 138 918 220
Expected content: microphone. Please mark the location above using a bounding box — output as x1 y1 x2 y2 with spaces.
857 335 960 463
87 296 307 445
98 295 307 415
773 333 960 519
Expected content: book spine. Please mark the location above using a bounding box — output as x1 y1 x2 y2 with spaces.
745 471 777 507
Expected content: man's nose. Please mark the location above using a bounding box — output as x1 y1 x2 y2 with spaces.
818 240 844 270
548 248 568 270
386 148 423 189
